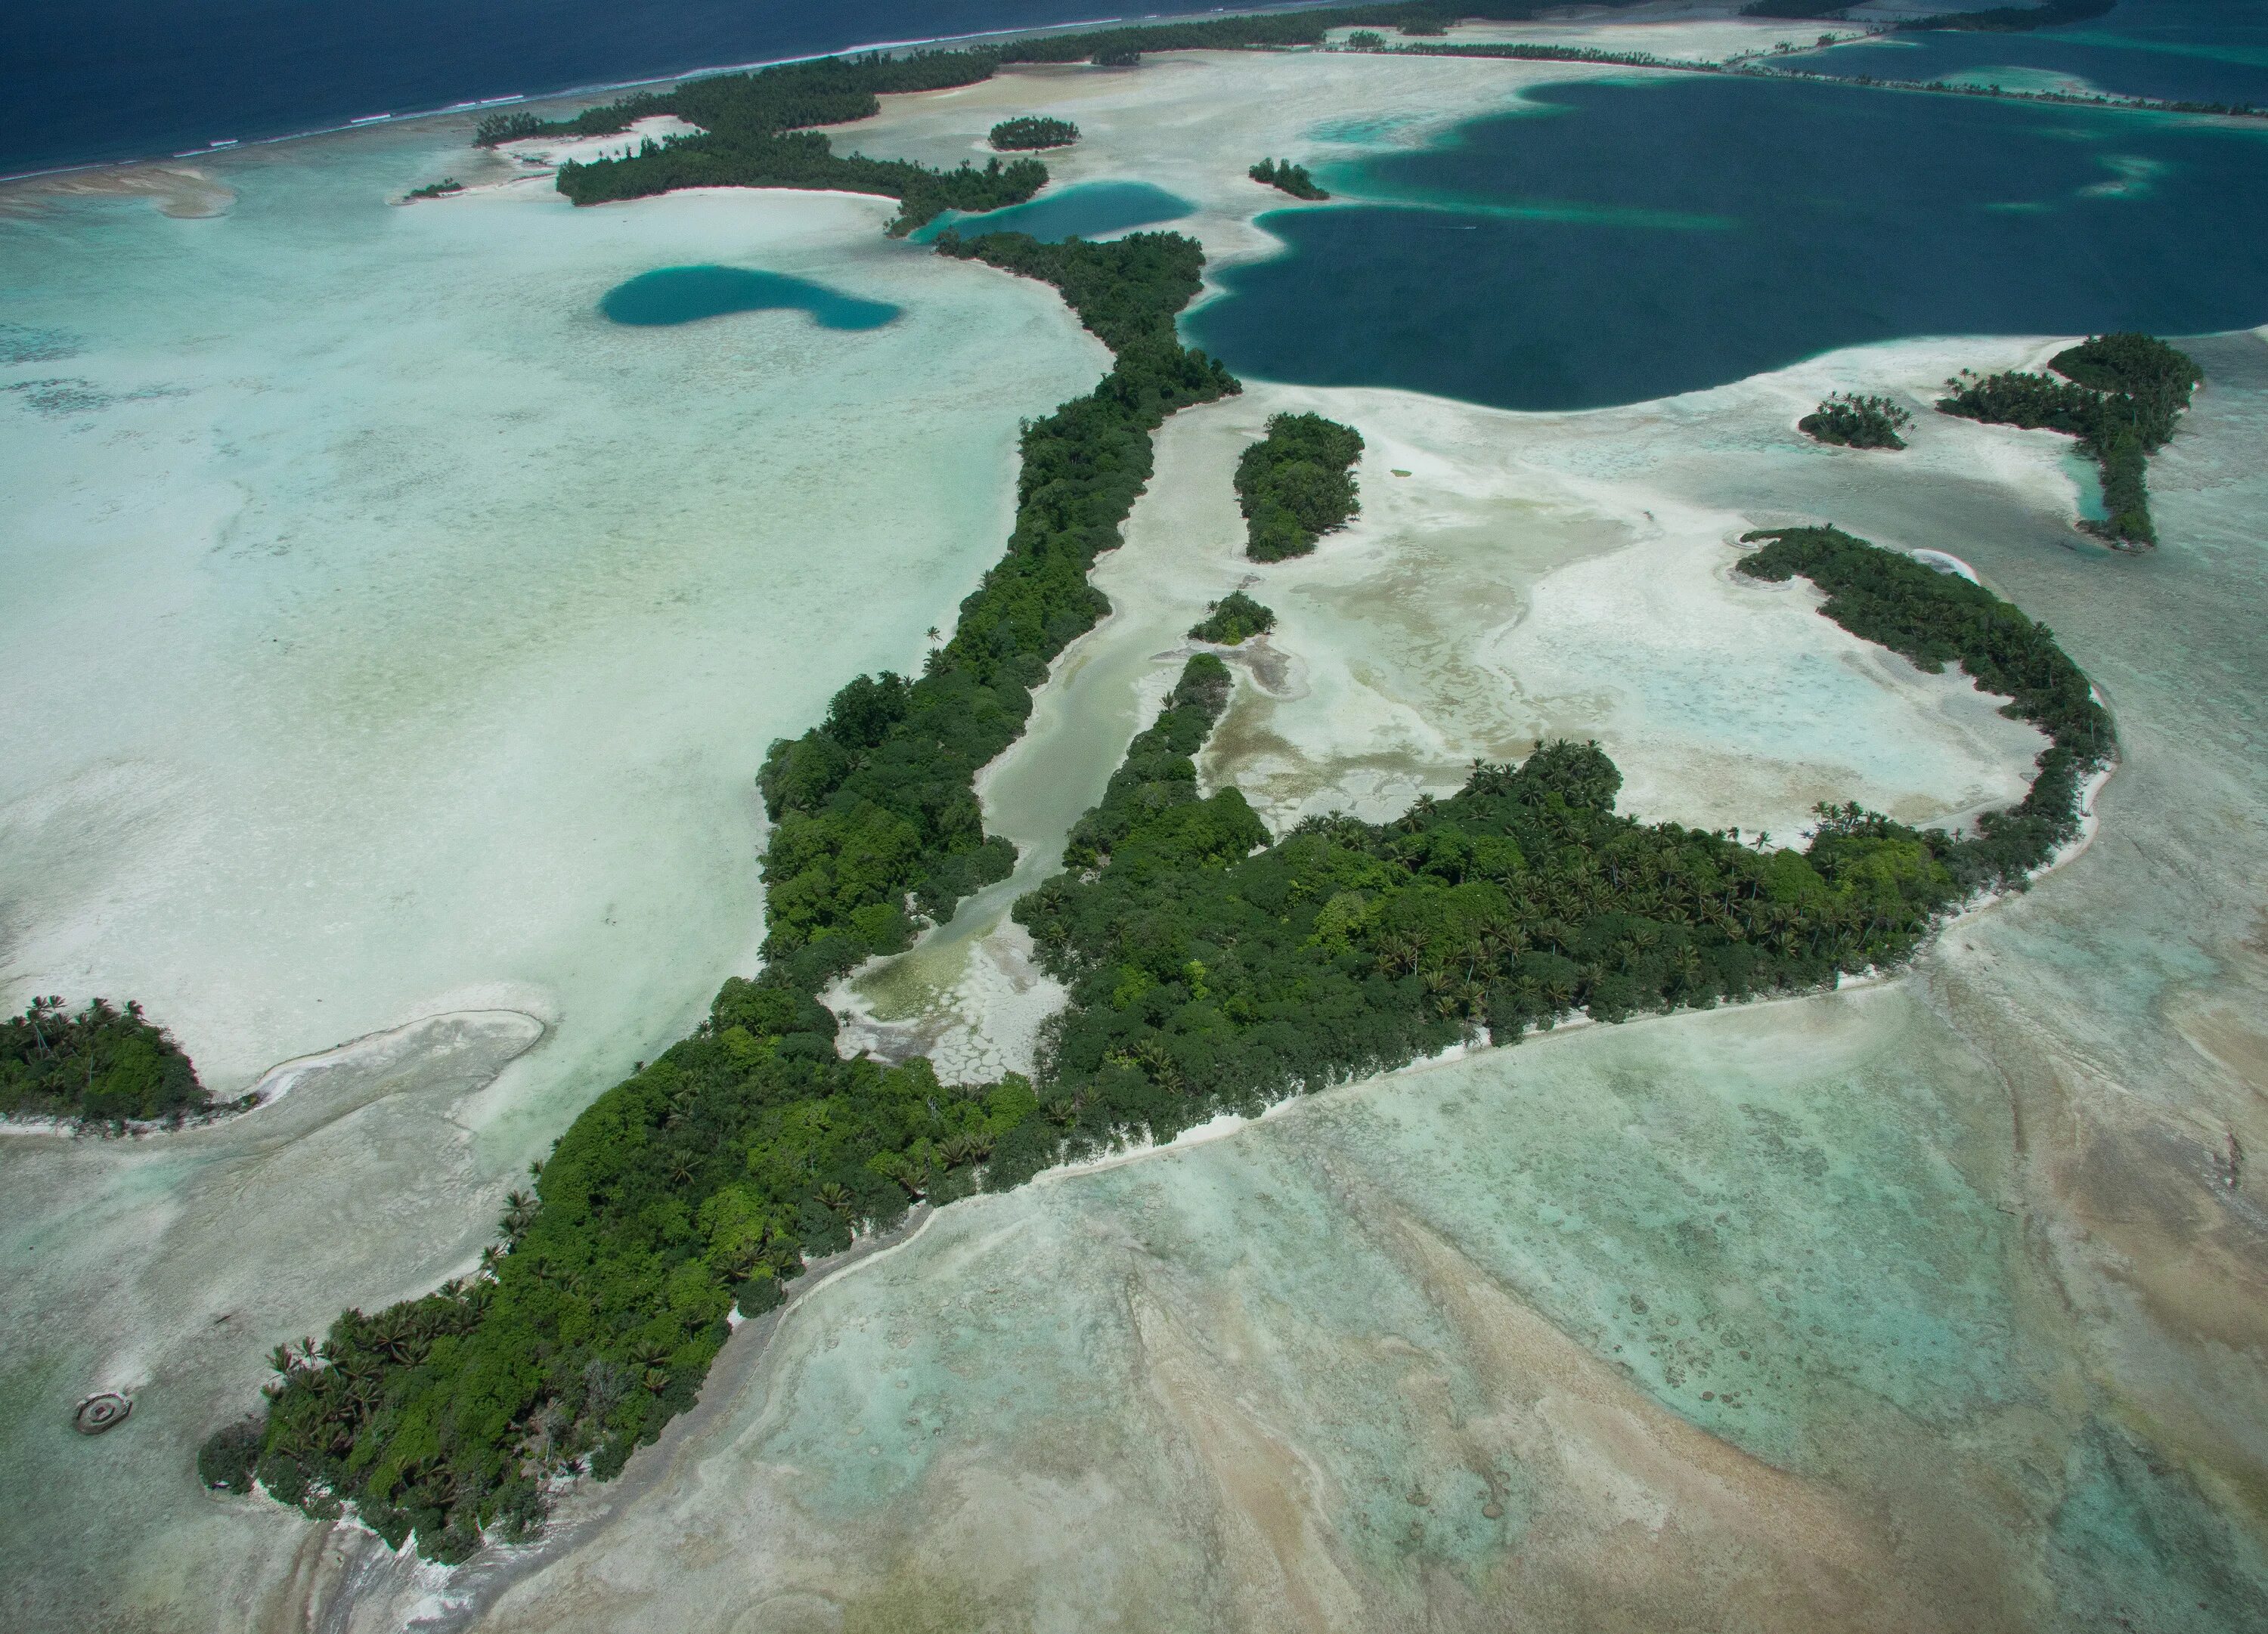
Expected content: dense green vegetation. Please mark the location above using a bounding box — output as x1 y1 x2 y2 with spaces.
3 996 220 1128
990 116 1080 150
1012 524 2112 1127
1249 158 1330 200
1188 590 1277 645
1801 391 1912 450
1738 525 2112 887
1938 333 2200 546
404 178 463 200
1235 412 1365 561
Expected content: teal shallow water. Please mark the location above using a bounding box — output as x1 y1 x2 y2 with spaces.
599 265 900 329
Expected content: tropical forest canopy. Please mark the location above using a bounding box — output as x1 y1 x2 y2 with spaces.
2 997 213 1128
1236 411 1365 561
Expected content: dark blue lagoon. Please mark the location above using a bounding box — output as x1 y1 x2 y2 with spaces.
1792 0 2268 110
600 266 900 328
916 180 1194 243
1184 76 2268 411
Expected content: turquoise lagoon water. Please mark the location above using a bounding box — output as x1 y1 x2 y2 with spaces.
912 179 1193 243
1188 76 2268 409
599 265 900 329
1794 0 2268 110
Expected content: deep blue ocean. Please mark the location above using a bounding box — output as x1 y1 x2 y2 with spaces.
1185 73 2268 410
2 0 1264 178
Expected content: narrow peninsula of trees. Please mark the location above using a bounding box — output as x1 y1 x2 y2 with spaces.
1249 158 1330 200
404 178 463 200
1188 590 1277 645
1937 333 2200 547
1801 391 1912 450
3 997 225 1129
211 224 1240 1558
990 116 1080 150
1236 412 1365 561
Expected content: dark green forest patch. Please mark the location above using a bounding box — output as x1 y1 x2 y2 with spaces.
1236 412 1365 562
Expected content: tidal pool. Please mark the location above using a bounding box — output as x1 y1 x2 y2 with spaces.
599 265 900 328
1186 76 2268 409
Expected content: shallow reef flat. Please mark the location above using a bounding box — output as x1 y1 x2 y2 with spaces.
427 983 2259 1634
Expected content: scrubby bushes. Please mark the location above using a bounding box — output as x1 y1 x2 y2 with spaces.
1235 412 1365 560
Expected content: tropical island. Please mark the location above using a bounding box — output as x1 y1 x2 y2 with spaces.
1938 332 2200 547
403 178 463 200
990 116 1079 150
1249 157 1329 200
184 24 2131 1573
2 996 221 1129
206 163 2117 1554
1188 590 1276 645
1800 391 1912 449
1236 411 1365 560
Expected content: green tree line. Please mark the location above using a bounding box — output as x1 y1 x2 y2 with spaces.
1236 411 1365 561
1937 333 2200 547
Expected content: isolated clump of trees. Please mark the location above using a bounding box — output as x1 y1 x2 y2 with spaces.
1236 412 1365 560
1938 333 2201 547
2 996 221 1128
1249 157 1330 200
1801 391 1911 449
990 116 1080 150
1188 590 1277 644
